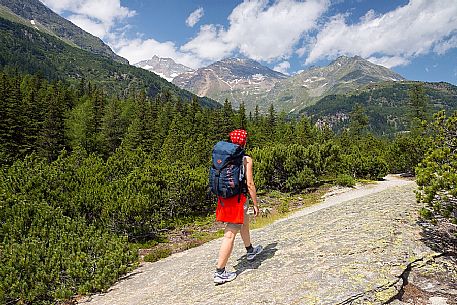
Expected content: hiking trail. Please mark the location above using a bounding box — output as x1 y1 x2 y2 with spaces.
79 175 455 305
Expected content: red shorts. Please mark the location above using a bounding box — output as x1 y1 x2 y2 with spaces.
216 194 247 224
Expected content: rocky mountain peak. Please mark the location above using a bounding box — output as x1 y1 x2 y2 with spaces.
203 57 287 80
134 56 194 82
172 57 287 108
331 55 368 67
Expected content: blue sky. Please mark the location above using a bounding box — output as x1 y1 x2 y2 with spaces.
40 0 457 85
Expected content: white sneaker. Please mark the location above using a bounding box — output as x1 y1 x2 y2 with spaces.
246 245 263 261
214 270 237 284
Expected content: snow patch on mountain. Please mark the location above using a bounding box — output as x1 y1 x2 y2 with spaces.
252 74 266 81
134 55 194 82
303 77 326 83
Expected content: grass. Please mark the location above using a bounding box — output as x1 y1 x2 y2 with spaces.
356 178 378 184
250 186 329 230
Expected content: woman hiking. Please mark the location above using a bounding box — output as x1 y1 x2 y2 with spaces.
212 129 263 284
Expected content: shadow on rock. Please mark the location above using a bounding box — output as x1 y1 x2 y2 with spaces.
418 218 456 261
234 242 278 275
117 270 144 282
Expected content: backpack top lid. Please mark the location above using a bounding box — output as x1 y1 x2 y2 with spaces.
212 141 244 170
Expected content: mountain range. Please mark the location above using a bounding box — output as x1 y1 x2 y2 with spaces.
302 81 457 134
139 55 405 114
137 54 457 135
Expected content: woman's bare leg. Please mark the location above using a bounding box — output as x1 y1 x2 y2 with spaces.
240 213 251 248
216 226 238 269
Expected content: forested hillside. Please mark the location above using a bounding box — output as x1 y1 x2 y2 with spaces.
302 81 457 135
0 0 128 64
0 17 218 108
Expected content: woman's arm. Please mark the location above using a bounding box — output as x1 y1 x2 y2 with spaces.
245 156 259 216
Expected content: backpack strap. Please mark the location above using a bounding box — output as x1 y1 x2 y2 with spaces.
213 168 220 200
240 156 246 182
237 156 247 203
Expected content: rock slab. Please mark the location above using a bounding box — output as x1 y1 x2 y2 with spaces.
80 180 437 305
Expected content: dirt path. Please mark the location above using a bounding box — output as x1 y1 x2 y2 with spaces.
79 176 452 305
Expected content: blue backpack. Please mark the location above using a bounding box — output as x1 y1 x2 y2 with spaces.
209 141 245 199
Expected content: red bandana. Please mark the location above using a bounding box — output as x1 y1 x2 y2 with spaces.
229 129 247 147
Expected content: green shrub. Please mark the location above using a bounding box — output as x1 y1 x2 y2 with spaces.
336 174 356 187
0 147 212 304
416 111 457 224
341 152 388 180
0 200 136 305
250 142 339 192
143 247 172 263
285 167 317 191
388 132 431 174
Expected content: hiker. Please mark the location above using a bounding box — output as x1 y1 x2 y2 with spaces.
212 129 263 284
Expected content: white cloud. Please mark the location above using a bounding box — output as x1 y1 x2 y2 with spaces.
114 37 204 69
182 0 329 63
306 0 457 67
273 61 291 74
367 56 410 68
433 34 457 55
181 25 235 61
40 0 135 39
186 7 204 27
67 14 109 38
39 0 75 13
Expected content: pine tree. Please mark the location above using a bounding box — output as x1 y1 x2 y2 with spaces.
1 75 23 161
66 97 95 152
408 84 429 122
142 98 160 155
92 88 106 134
209 108 227 142
0 73 11 163
99 98 125 156
254 104 260 124
221 99 235 135
274 111 294 144
37 85 65 161
20 79 41 155
121 116 143 151
348 103 369 136
295 116 316 147
408 83 429 132
160 111 187 162
236 101 247 129
267 104 276 128
122 94 147 151
78 77 86 97
156 101 174 147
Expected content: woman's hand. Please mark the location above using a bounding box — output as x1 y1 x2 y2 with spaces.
253 205 259 217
